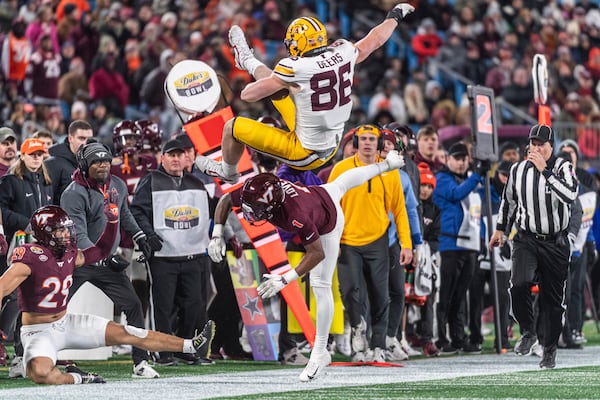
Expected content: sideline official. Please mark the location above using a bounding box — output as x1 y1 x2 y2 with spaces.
490 124 578 369
130 138 214 366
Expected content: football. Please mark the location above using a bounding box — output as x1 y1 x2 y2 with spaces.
269 88 289 101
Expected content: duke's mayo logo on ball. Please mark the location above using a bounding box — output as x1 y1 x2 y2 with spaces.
174 71 213 97
164 206 199 229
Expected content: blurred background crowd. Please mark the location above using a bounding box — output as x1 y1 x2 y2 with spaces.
0 0 600 164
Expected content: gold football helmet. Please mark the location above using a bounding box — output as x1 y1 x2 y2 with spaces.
284 16 327 57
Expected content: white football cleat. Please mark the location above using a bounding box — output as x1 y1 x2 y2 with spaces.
195 155 240 183
384 150 405 170
299 351 331 382
9 356 26 378
132 360 160 379
228 25 255 71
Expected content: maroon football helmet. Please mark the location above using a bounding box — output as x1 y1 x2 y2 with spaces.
136 119 162 153
113 120 142 156
30 206 75 256
241 173 285 224
257 115 282 129
383 122 415 153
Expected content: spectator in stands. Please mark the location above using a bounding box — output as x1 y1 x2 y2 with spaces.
71 11 99 76
414 125 444 173
32 130 54 159
56 3 79 44
502 66 534 123
88 51 129 118
0 128 17 177
368 78 407 124
2 17 31 101
433 142 484 354
25 5 59 54
556 92 586 124
27 33 61 108
411 18 443 66
404 83 428 126
499 141 521 164
45 120 93 202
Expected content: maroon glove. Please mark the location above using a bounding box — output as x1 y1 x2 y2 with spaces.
0 234 7 255
228 236 243 259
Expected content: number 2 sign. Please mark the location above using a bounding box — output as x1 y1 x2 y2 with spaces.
468 85 498 162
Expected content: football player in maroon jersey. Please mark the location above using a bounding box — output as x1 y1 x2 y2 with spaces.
110 120 158 314
208 150 405 381
0 204 214 385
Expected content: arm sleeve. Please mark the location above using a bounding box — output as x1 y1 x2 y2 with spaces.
390 173 412 250
81 219 118 264
401 171 422 245
496 165 516 233
542 159 579 204
568 198 583 237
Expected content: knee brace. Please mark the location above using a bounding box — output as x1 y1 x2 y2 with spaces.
124 325 148 339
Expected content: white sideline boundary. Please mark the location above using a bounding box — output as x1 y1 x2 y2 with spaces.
3 346 600 399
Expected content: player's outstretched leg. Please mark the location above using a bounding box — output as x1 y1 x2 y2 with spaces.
195 156 240 183
229 25 266 77
66 365 106 384
299 351 331 382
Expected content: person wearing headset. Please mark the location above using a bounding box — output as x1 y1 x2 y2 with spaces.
59 139 163 379
327 124 412 363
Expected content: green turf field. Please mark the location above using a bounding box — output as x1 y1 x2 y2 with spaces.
1 320 599 399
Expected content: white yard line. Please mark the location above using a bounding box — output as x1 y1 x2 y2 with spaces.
4 347 600 400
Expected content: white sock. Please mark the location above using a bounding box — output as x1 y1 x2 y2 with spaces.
312 286 334 355
245 58 266 76
183 339 195 353
222 161 238 178
70 372 82 384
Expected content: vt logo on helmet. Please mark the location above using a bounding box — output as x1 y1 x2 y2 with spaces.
284 16 327 57
241 173 285 224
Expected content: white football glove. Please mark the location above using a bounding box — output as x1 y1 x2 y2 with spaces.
384 150 405 171
257 274 287 299
387 3 415 22
208 236 226 263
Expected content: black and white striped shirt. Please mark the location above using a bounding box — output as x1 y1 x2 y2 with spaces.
497 156 578 235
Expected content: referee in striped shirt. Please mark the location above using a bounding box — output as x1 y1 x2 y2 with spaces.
489 124 578 369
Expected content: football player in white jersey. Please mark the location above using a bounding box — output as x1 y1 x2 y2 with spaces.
195 3 415 183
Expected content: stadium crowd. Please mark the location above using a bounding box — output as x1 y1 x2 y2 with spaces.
0 0 600 384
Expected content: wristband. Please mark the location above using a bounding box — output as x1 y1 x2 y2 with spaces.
0 225 3 235
282 269 299 285
212 224 224 238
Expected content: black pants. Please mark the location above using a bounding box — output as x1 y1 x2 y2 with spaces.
69 265 149 365
338 233 390 349
148 256 210 359
468 265 511 347
511 231 569 349
436 250 477 348
387 241 405 338
208 259 246 356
